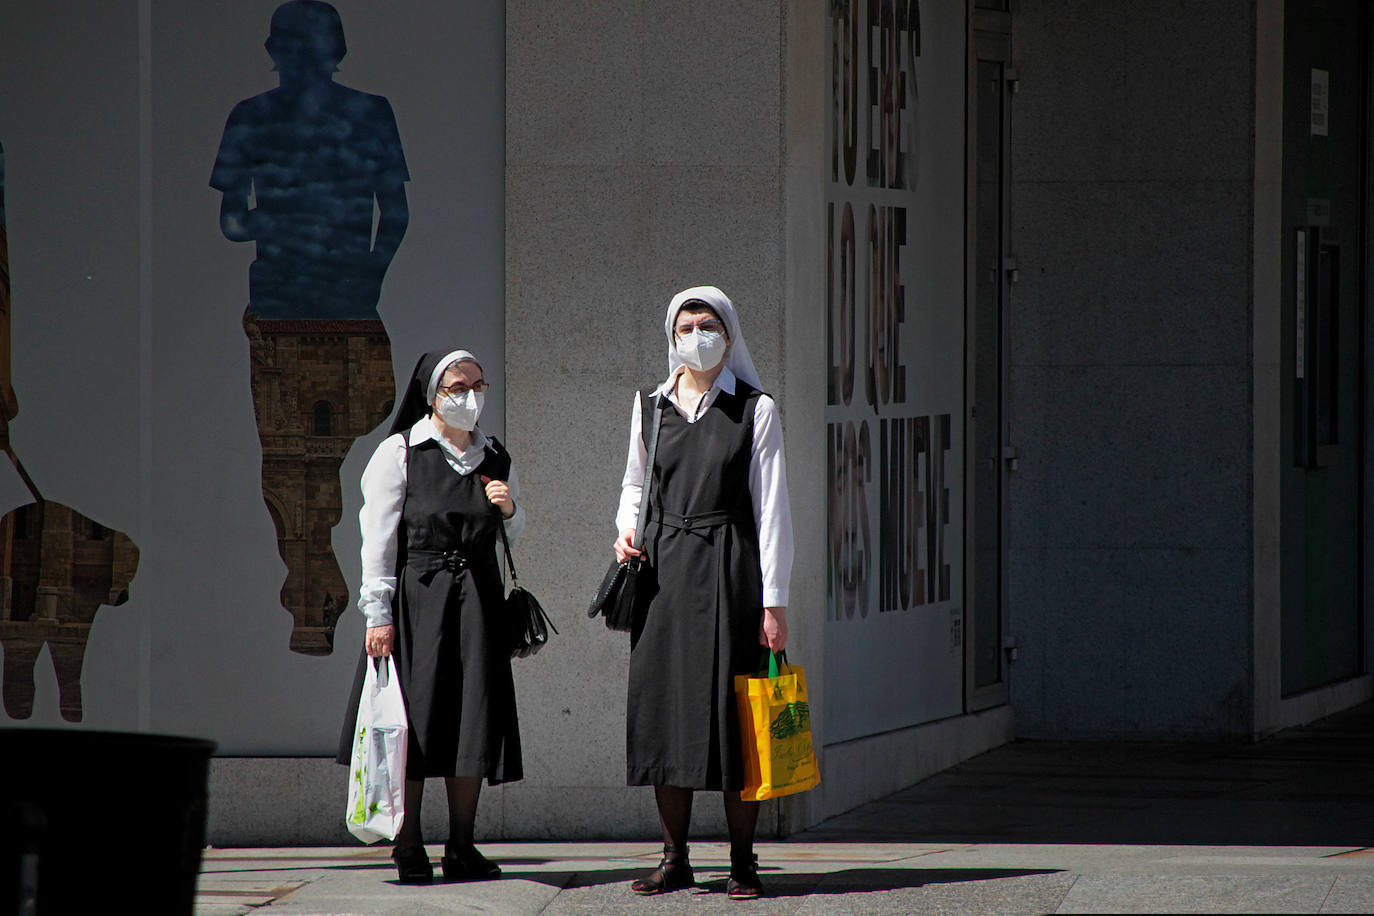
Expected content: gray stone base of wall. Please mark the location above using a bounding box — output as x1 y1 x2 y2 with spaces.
206 759 736 846
813 705 1016 825
206 707 1013 846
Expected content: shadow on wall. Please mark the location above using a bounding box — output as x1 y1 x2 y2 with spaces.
0 141 141 723
210 0 409 655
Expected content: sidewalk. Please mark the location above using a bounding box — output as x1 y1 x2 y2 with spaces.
194 702 1374 915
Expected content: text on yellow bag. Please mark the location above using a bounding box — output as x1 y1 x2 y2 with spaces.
735 651 820 801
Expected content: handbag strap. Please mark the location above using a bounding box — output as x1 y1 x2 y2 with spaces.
496 505 519 585
632 394 666 554
480 434 520 586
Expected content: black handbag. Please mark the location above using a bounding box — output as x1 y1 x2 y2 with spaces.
588 394 665 631
496 509 557 658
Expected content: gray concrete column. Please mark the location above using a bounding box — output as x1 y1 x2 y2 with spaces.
505 0 817 838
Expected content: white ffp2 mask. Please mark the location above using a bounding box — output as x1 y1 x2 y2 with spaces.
436 389 484 431
676 329 727 372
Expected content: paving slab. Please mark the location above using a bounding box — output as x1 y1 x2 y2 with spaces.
191 702 1374 915
1321 874 1374 913
794 869 1077 916
1055 874 1337 914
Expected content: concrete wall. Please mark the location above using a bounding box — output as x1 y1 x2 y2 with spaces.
502 0 793 839
1007 1 1258 738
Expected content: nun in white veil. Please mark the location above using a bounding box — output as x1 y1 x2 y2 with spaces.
611 285 794 900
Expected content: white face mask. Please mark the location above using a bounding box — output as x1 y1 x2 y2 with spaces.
676 329 727 372
435 389 484 431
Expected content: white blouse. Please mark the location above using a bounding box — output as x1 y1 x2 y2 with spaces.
357 417 525 628
615 366 794 608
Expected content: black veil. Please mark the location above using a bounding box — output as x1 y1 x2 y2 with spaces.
389 349 451 436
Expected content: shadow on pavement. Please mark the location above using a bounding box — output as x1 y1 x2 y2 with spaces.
801 701 1374 847
355 866 1064 891
749 867 1065 897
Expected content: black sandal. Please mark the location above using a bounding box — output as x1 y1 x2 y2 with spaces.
726 851 763 900
391 844 434 884
631 844 694 895
441 841 502 881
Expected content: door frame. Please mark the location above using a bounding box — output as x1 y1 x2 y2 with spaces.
964 9 1013 713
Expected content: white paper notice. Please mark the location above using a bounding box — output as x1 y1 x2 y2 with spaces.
1311 69 1329 137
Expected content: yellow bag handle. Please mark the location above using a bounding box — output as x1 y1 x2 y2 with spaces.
756 649 790 679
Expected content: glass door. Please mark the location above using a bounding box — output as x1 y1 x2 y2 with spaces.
966 18 1012 710
1280 0 1366 696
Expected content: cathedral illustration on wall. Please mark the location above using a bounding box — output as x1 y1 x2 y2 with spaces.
245 316 395 654
0 141 142 721
214 1 409 654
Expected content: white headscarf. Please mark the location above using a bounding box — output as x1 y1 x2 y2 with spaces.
425 349 480 403
663 286 761 389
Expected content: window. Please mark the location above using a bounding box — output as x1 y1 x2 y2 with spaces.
313 401 334 436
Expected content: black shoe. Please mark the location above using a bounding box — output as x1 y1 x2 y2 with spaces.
726 851 763 900
391 844 434 884
631 844 694 895
441 841 501 881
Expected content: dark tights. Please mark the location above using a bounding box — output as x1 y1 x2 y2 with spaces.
653 785 759 859
395 776 483 849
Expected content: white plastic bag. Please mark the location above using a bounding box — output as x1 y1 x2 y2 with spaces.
345 655 408 843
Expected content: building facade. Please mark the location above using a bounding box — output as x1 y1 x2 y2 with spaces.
0 0 1368 843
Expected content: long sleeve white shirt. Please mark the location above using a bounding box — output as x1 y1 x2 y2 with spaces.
615 366 793 608
357 418 525 628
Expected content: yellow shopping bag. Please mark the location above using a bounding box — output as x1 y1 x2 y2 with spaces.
735 651 821 801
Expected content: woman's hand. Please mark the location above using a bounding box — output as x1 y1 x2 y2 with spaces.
613 527 641 563
759 606 788 651
366 625 394 658
480 475 515 518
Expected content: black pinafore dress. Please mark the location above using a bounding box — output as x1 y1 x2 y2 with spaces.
336 434 522 784
626 381 765 791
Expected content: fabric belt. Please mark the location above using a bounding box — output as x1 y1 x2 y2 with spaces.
652 507 739 532
406 548 469 585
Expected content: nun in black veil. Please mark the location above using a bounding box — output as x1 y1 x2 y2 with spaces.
336 349 523 884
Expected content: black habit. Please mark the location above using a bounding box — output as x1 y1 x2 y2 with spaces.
626 380 766 791
336 432 522 784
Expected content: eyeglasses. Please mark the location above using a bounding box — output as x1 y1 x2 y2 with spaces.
675 319 725 337
438 380 490 396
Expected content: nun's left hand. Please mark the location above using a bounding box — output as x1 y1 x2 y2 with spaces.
760 607 788 651
481 475 515 518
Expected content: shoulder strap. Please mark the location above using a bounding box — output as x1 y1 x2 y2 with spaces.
632 393 666 553
496 507 519 585
478 433 513 480
485 434 521 585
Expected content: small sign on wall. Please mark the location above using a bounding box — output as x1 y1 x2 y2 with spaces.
1311 69 1329 137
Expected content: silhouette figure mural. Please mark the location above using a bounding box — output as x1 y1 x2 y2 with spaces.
211 0 409 654
0 141 141 722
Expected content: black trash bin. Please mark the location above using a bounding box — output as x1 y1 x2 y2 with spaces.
0 729 216 915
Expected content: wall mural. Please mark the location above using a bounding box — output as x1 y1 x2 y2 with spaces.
824 0 966 740
827 0 948 622
210 0 408 655
0 142 141 721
